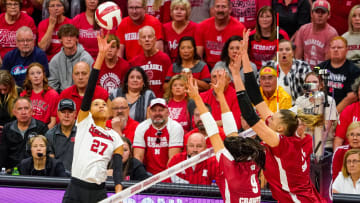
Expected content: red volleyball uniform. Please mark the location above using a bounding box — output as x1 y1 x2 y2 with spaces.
130 51 171 98
105 116 139 144
162 21 197 62
332 145 350 181
98 57 130 94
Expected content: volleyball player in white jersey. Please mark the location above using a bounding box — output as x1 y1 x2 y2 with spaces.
62 34 124 203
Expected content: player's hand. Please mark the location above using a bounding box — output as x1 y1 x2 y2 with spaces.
115 184 123 193
241 29 250 54
97 32 116 54
212 69 226 95
186 75 200 99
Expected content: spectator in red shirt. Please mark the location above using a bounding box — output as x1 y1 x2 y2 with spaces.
145 0 171 23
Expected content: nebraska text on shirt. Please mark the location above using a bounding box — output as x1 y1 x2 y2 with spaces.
304 39 325 48
252 44 276 51
125 32 139 41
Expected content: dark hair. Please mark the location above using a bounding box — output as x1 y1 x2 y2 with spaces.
175 36 201 66
121 136 132 177
57 24 79 39
224 136 265 169
122 66 150 95
13 96 32 108
23 63 50 97
279 109 298 137
254 6 276 41
220 35 243 66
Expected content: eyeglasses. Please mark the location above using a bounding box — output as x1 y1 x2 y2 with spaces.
6 2 20 7
349 133 360 138
155 130 162 144
49 4 63 8
346 159 360 165
128 6 143 11
112 106 128 111
17 39 33 44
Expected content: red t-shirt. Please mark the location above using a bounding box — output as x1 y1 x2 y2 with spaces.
146 0 171 23
130 51 171 98
98 57 130 94
195 17 245 68
263 134 325 202
162 21 198 62
216 148 261 202
116 14 163 60
0 12 37 59
165 61 211 82
38 17 72 61
335 102 360 145
230 0 271 29
168 99 190 133
332 144 350 182
20 88 59 124
59 85 109 116
183 127 227 151
105 116 139 143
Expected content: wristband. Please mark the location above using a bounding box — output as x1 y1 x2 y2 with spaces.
236 91 260 127
221 112 238 136
200 112 219 137
113 153 123 186
244 72 263 105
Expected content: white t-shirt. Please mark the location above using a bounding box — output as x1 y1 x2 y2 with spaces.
72 113 123 184
333 172 360 194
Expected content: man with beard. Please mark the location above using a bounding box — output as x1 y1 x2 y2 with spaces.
133 98 183 175
106 97 139 143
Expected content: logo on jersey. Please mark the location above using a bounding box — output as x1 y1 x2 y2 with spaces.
89 124 114 141
169 107 182 120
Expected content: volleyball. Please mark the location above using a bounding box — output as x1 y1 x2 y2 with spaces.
95 1 122 30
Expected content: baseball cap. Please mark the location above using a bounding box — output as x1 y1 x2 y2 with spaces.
58 99 76 111
150 98 167 109
312 0 330 12
259 66 277 77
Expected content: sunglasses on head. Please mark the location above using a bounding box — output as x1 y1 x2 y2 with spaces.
156 130 162 144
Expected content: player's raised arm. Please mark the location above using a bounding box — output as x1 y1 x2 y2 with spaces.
77 34 116 123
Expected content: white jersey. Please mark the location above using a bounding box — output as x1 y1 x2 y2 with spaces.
72 113 123 184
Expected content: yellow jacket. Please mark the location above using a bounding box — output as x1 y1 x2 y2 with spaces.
260 86 292 113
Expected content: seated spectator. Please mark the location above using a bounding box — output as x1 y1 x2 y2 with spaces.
332 122 360 182
106 97 139 143
333 149 360 194
20 63 59 129
45 98 77 175
0 0 36 62
1 26 49 87
165 36 210 91
145 0 171 22
249 6 289 70
97 34 130 94
48 24 94 93
265 39 311 103
164 75 191 133
109 66 156 123
18 134 67 177
294 0 338 68
0 97 48 170
259 66 292 113
133 98 183 175
130 26 171 98
342 5 360 68
38 0 72 61
318 36 360 114
59 61 108 116
167 132 219 185
108 137 150 181
0 70 18 131
163 0 197 62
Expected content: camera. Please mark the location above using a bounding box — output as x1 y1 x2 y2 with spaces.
303 83 318 92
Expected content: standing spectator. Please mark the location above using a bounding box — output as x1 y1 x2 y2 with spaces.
333 149 360 194
0 70 18 133
0 97 48 170
259 66 292 113
165 36 210 91
0 0 36 61
342 5 360 68
48 24 94 93
45 99 77 175
163 0 197 62
249 6 290 70
230 0 271 29
265 39 311 102
72 0 101 60
272 0 311 37
38 0 72 61
109 67 156 123
195 0 245 69
188 0 213 23
133 98 184 175
130 26 171 98
60 61 109 116
294 0 338 68
327 0 360 35
145 0 171 22
1 26 48 87
116 0 163 60
20 63 59 129
97 34 130 94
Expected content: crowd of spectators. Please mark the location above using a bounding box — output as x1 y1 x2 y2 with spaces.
1 0 360 197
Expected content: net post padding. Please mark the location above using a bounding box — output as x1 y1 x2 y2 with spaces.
100 148 215 203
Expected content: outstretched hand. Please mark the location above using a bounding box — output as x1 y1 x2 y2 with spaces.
241 29 250 54
97 32 116 54
186 75 200 99
212 69 226 95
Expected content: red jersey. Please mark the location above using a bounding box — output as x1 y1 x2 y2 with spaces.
116 14 163 60
216 148 261 203
200 86 242 129
0 12 36 59
105 116 139 143
165 61 210 83
335 102 360 145
230 0 271 29
20 89 59 124
146 0 171 23
263 134 325 202
133 118 183 175
167 151 219 185
183 127 226 151
332 145 350 181
162 21 197 62
59 85 109 116
98 57 130 94
195 17 245 68
38 17 72 61
130 51 171 98
167 99 190 133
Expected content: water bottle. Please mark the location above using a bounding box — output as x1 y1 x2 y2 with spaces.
0 167 6 175
12 167 20 176
211 179 216 186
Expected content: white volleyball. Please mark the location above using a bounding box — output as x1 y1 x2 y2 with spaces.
95 1 122 30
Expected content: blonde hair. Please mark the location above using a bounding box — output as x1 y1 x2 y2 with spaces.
296 110 325 130
152 0 163 11
170 0 191 19
342 149 360 178
0 70 18 116
348 5 360 34
346 121 360 138
163 74 188 101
